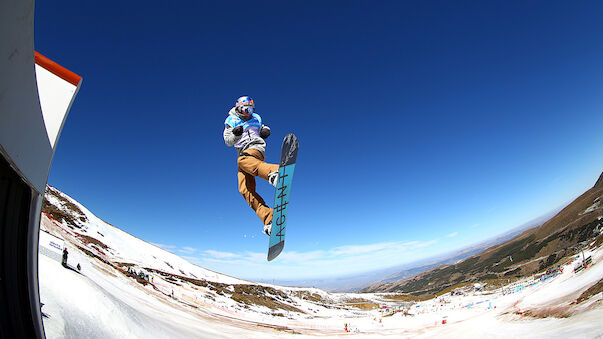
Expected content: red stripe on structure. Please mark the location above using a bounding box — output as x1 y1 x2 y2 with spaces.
34 51 82 86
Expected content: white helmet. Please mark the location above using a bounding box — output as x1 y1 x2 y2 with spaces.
235 96 255 116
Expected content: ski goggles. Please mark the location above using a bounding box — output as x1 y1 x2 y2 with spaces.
240 106 254 115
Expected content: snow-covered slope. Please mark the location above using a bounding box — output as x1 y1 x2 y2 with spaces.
39 186 603 338
43 186 249 284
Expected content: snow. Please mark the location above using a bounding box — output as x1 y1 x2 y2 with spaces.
44 187 251 285
39 187 603 338
39 255 254 338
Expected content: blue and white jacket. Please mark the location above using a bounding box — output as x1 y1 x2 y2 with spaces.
223 107 266 156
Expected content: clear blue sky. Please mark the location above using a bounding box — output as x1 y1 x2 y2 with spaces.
37 1 603 281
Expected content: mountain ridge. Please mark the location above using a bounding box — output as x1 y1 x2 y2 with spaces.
361 171 603 296
265 208 557 292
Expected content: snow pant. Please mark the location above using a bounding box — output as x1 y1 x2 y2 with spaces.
237 149 279 226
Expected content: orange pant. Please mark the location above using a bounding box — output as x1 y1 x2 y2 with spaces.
237 149 279 226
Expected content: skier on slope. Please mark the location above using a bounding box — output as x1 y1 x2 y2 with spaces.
223 96 279 236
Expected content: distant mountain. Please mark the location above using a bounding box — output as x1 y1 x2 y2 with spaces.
266 210 557 292
362 171 603 297
378 213 557 285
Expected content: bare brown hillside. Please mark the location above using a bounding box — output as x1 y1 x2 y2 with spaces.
362 172 603 297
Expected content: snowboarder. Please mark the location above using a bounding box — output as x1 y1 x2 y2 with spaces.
223 96 279 236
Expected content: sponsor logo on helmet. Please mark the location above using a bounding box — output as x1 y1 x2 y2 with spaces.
236 96 255 108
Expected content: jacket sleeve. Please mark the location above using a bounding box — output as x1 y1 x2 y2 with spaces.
223 124 241 147
223 108 242 147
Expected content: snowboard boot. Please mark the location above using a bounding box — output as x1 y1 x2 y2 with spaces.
263 222 272 236
268 171 279 188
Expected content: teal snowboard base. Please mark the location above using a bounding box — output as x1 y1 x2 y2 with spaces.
268 134 298 261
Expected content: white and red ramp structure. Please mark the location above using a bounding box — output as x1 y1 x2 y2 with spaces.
1 1 82 337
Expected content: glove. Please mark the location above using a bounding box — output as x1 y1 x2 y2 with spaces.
232 125 243 136
260 125 271 139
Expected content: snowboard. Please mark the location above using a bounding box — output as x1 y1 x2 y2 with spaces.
268 133 299 261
